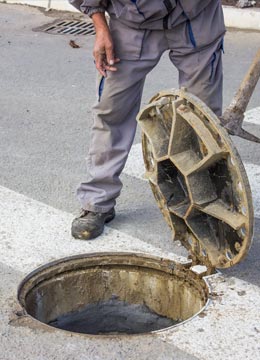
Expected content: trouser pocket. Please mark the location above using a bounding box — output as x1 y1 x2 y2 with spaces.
109 17 146 60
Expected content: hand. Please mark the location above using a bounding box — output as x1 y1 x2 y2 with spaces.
91 12 120 77
93 29 120 77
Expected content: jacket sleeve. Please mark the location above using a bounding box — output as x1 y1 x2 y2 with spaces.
81 6 106 16
68 0 108 14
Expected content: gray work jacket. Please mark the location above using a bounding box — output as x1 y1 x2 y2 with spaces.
69 0 215 29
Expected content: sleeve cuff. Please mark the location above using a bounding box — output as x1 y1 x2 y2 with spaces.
80 5 106 17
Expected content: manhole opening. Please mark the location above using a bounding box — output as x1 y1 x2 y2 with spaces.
34 20 96 35
49 298 176 335
18 253 209 335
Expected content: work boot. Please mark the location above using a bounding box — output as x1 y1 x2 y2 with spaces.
71 208 115 240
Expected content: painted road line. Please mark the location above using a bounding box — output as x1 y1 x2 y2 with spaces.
124 143 260 218
124 142 146 181
244 107 260 126
0 185 187 273
244 162 260 217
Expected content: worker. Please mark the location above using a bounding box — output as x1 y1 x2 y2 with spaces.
69 0 225 240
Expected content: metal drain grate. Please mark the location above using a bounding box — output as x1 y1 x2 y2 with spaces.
39 20 96 35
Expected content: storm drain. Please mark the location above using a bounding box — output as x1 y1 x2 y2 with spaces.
35 19 95 35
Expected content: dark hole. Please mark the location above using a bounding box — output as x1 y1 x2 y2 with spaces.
48 298 177 335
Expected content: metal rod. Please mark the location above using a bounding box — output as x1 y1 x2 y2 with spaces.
221 49 260 142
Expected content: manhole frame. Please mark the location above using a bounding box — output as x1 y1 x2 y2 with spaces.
16 252 213 338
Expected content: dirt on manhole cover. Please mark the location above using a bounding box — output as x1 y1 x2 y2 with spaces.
34 19 95 35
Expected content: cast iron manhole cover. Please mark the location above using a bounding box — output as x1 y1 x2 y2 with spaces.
35 19 96 35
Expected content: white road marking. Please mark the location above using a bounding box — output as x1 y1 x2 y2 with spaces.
0 185 259 360
0 185 186 273
124 143 146 181
244 107 260 125
244 162 260 217
124 143 260 218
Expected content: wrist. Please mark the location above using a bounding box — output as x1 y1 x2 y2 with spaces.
92 12 109 34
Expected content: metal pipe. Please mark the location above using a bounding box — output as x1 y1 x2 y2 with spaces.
221 49 260 143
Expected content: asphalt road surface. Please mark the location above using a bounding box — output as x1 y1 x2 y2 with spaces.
1 3 260 283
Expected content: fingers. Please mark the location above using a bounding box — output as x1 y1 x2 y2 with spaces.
96 62 107 77
103 57 120 72
104 64 118 72
105 44 115 66
93 48 120 76
95 56 120 76
94 51 107 77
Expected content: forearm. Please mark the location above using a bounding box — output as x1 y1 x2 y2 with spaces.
68 2 119 77
91 12 109 34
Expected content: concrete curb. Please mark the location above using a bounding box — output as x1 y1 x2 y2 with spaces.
223 5 260 31
1 1 260 31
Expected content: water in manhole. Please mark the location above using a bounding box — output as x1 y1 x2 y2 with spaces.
18 253 209 335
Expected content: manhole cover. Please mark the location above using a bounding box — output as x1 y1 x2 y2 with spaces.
34 19 96 35
137 88 254 271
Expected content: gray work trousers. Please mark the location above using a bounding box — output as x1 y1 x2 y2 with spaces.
77 4 225 213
